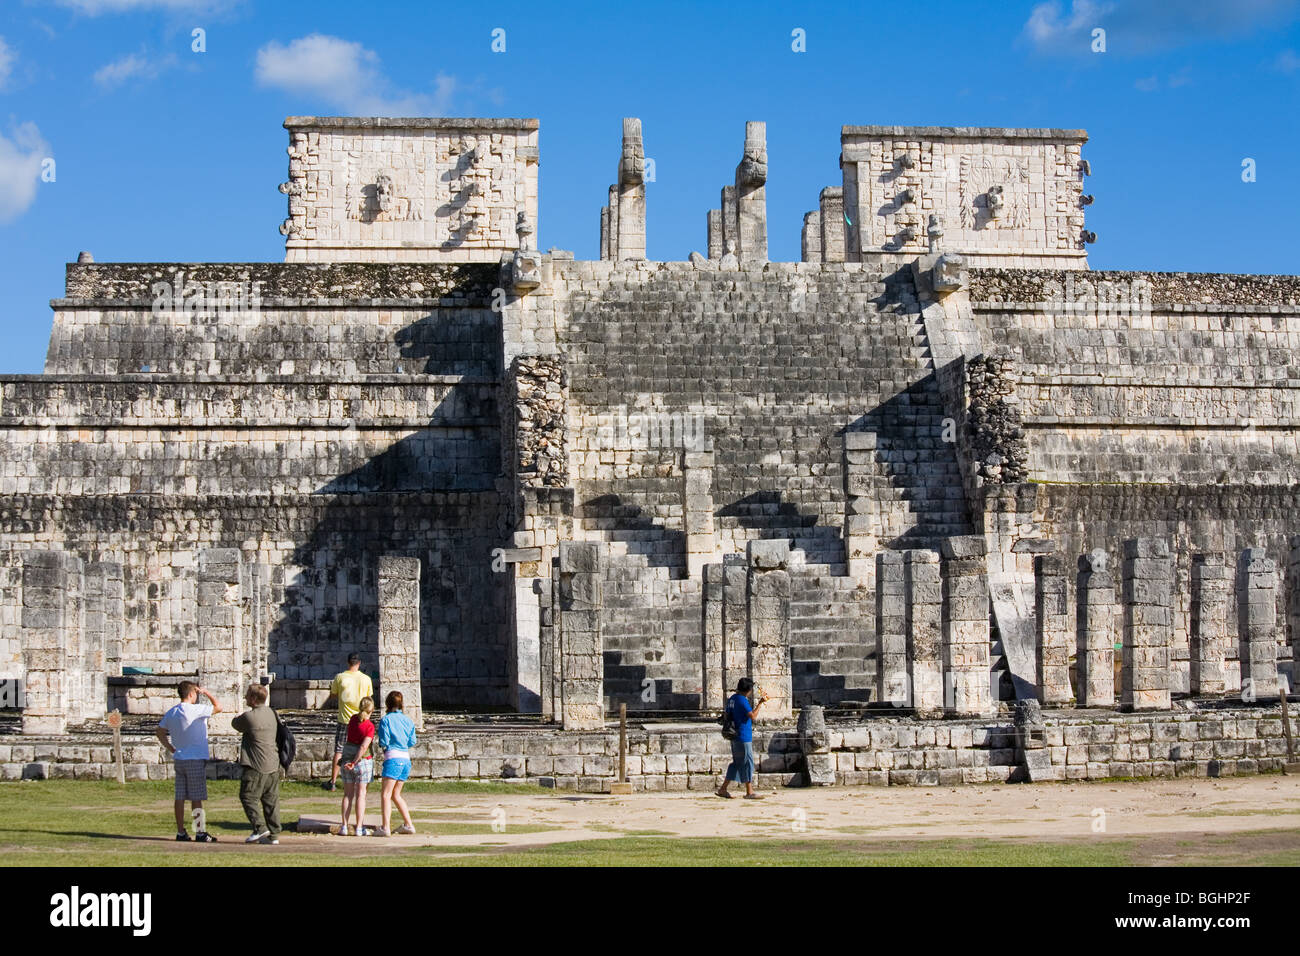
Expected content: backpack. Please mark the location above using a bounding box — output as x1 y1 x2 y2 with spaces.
719 696 738 740
273 709 297 771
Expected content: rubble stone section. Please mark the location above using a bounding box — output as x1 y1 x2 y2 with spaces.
941 536 993 717
1077 549 1116 707
197 548 245 735
1240 548 1279 698
747 540 792 721
1121 538 1173 712
558 542 605 731
377 556 424 729
280 117 539 264
20 551 84 734
1034 552 1074 705
906 549 943 716
875 551 907 706
1190 553 1228 696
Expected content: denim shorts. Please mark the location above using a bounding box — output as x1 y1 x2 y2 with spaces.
725 740 754 784
382 755 411 782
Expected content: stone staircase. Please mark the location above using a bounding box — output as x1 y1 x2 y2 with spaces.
789 568 874 707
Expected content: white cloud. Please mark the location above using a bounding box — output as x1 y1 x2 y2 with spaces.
93 51 176 88
0 122 50 224
1023 0 1299 54
255 34 464 116
1022 0 1115 52
1274 48 1300 71
0 37 14 90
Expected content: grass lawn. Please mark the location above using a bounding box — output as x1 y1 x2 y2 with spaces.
1 780 1297 867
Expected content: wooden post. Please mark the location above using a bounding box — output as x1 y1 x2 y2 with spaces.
1281 685 1300 773
108 709 125 784
610 702 632 794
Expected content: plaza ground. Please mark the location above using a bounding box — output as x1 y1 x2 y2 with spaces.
1 772 1299 866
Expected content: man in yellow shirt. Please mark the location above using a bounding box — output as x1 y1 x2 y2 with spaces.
325 653 373 791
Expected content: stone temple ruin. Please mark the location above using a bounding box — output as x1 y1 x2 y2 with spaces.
2 115 1299 788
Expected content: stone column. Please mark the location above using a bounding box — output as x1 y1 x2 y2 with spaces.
1034 552 1074 705
906 549 943 716
20 551 84 734
538 581 555 720
682 448 717 578
1121 538 1173 712
734 121 767 263
720 186 738 258
746 539 791 721
707 209 723 259
875 551 907 706
615 118 646 261
941 536 993 717
843 431 878 584
1290 538 1300 693
378 556 424 729
702 564 725 708
558 542 604 731
801 210 822 263
81 561 116 723
1239 548 1279 699
599 206 611 260
197 548 244 734
1077 549 1115 707
721 561 748 699
1191 553 1228 696
820 187 846 263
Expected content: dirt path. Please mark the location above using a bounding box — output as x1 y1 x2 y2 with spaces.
279 774 1300 852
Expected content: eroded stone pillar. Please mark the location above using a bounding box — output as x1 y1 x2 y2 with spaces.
1191 553 1228 696
734 121 767 263
378 555 424 729
197 548 244 734
558 542 604 730
707 209 723 259
1239 548 1279 698
941 536 993 717
615 118 645 261
746 540 791 721
21 550 83 734
1289 538 1300 692
1034 552 1074 705
721 561 748 699
1077 549 1115 707
801 210 822 263
1121 538 1172 712
906 549 943 716
682 448 717 578
702 564 725 709
875 551 907 706
820 187 845 263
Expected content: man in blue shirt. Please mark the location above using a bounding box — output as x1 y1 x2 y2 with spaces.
716 677 769 799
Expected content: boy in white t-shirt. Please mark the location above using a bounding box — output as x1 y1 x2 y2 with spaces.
156 681 223 842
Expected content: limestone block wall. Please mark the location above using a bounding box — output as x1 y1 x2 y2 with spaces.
280 117 539 263
970 270 1300 486
839 126 1089 269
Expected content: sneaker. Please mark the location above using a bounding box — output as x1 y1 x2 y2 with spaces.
322 781 337 792
261 836 280 845
373 826 390 837
175 832 191 842
336 825 352 837
356 826 370 837
397 824 416 835
245 829 271 844
194 831 218 842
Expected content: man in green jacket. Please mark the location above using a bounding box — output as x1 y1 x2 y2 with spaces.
232 684 281 845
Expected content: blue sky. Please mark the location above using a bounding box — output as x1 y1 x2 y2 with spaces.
0 0 1297 373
